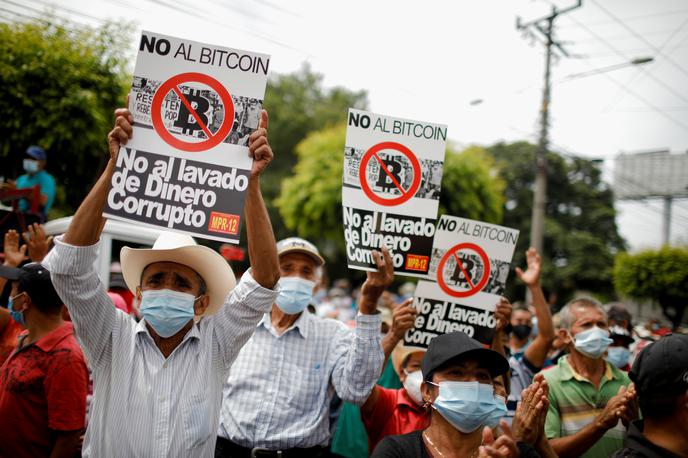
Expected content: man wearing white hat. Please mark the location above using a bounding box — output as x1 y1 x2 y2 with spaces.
42 106 281 457
215 237 393 457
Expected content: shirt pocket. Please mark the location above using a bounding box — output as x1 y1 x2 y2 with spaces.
182 393 213 450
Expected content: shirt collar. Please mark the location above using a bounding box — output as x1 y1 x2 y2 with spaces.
398 388 425 412
560 354 620 382
32 322 74 352
259 310 311 339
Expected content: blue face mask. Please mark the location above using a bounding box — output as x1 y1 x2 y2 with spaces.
139 289 198 338
275 277 315 314
572 326 613 359
607 346 631 368
8 294 26 326
23 159 39 174
429 381 507 433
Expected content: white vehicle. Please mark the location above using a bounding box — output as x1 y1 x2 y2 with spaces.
44 217 164 289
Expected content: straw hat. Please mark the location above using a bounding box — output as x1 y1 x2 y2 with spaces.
120 231 235 315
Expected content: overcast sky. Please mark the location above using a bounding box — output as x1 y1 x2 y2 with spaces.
4 0 687 250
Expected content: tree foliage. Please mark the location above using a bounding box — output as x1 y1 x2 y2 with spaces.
276 126 505 278
0 20 133 217
614 247 688 329
262 64 368 239
488 141 625 304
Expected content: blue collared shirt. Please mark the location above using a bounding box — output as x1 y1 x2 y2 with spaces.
217 310 384 449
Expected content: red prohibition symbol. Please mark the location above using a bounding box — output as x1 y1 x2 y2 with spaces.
436 242 491 298
358 141 421 206
151 72 234 152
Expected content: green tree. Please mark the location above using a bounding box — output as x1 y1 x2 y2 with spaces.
262 64 367 239
0 19 133 217
614 247 688 330
276 125 505 279
488 141 625 304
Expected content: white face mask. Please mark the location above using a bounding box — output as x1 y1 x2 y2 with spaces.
403 369 423 405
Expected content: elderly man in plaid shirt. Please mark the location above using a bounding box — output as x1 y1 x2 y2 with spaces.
216 238 391 457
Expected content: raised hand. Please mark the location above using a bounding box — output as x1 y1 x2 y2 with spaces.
248 110 273 178
494 297 513 333
22 223 53 262
359 247 394 314
390 298 417 340
3 230 27 267
512 373 549 445
515 247 541 287
596 385 634 430
108 101 134 162
478 420 519 458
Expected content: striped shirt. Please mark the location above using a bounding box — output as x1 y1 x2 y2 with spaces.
542 355 630 458
43 236 279 458
217 310 384 449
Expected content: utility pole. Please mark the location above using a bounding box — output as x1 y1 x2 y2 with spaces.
517 1 581 303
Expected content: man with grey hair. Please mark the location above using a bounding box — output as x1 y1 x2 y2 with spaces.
541 297 637 458
215 237 391 457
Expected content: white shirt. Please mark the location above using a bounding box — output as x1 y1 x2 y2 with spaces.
217 310 383 449
43 236 279 458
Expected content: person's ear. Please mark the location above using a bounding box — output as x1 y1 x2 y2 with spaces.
559 328 572 345
135 286 142 303
194 295 209 316
421 380 437 405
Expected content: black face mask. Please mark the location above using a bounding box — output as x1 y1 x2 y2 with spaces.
512 324 532 340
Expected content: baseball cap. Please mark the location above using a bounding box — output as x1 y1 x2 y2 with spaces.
0 262 62 311
276 237 325 266
26 145 47 161
422 331 510 380
630 333 688 398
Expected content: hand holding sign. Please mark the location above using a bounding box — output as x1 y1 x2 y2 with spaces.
359 247 394 314
390 298 417 340
248 110 272 178
493 297 513 334
108 101 134 162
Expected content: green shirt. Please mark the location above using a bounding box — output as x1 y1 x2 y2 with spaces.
542 355 630 458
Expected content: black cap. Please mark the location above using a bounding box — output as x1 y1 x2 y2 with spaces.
0 262 62 311
421 331 510 380
630 333 688 398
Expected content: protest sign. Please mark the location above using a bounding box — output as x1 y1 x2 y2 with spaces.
342 109 447 277
404 215 519 348
103 31 269 243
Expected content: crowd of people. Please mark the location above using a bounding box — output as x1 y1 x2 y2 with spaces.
0 106 686 458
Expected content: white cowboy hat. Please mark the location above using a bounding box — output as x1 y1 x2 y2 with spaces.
120 231 236 315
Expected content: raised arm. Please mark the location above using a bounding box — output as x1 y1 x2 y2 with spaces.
362 297 415 417
332 249 392 404
243 110 279 289
63 107 132 246
212 110 280 368
516 248 554 368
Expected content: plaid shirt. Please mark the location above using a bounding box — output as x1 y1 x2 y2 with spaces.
217 310 384 449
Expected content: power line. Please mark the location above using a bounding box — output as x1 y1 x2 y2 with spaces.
590 0 688 79
558 8 688 29
566 14 688 107
23 0 106 23
602 17 688 113
569 26 688 44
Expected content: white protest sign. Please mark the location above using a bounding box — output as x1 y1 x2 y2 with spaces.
404 215 519 348
103 31 270 243
342 109 447 277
